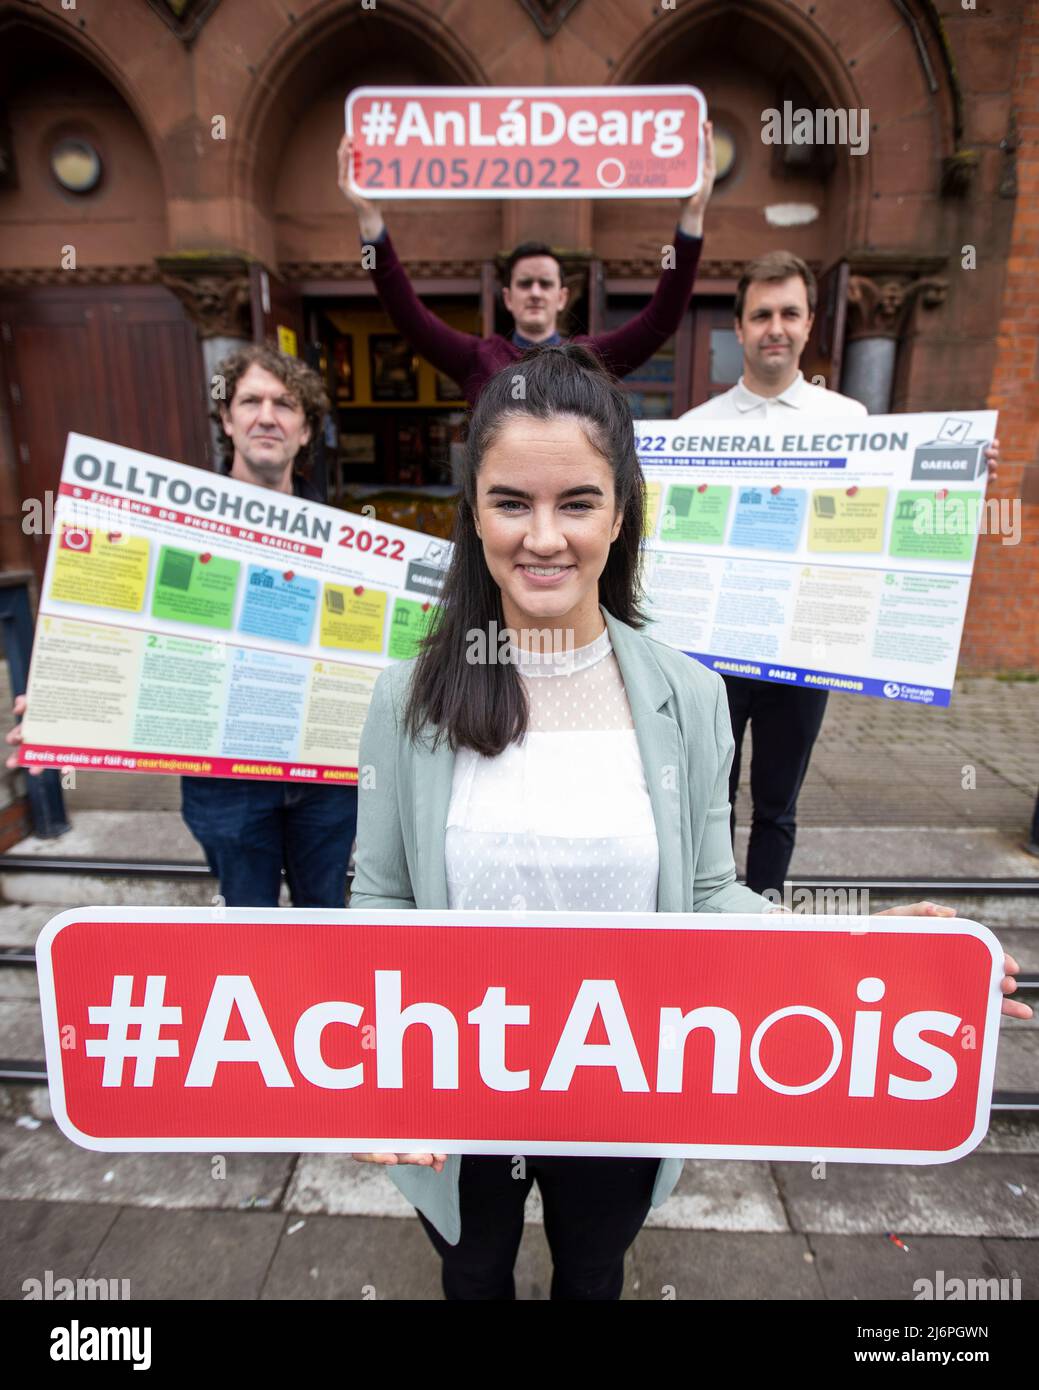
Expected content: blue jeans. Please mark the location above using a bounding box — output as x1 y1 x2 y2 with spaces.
180 776 358 908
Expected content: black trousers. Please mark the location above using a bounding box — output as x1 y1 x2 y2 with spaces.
723 674 830 898
417 1155 660 1300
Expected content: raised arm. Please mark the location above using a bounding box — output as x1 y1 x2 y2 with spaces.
337 135 481 391
583 120 716 379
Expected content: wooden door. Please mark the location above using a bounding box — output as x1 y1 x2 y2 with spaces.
0 284 207 584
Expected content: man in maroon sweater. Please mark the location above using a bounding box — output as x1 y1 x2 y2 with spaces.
336 127 716 403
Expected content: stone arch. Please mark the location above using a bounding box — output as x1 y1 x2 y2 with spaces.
231 0 491 268
605 0 960 267
0 6 170 270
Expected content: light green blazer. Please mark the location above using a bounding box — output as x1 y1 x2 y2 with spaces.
348 603 772 1245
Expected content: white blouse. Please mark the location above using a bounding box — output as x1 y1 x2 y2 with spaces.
445 622 660 912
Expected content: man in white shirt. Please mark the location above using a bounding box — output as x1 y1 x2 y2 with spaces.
676 252 865 896
677 251 998 896
681 251 865 424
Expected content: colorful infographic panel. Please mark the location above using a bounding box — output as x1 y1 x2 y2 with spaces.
19 435 449 781
637 411 997 705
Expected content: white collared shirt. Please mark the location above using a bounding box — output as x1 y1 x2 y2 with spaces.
678 370 868 421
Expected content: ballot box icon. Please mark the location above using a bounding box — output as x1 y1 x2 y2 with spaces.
911 418 988 481
406 540 450 598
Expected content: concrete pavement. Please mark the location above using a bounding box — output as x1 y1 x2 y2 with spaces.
1 1115 1036 1299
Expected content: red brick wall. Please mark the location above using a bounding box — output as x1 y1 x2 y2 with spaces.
970 2 1039 672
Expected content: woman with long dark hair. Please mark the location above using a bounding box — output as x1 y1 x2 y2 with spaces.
347 344 1029 1300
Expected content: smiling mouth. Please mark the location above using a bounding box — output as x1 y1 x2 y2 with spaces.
518 564 573 575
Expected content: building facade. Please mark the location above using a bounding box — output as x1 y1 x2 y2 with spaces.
0 0 1035 668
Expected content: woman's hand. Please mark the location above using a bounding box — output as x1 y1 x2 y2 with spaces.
874 901 1032 1020
678 120 715 238
353 1151 447 1174
336 134 386 242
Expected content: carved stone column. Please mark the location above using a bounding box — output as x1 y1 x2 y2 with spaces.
841 271 948 414
157 254 254 467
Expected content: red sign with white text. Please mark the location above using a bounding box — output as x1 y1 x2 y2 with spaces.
346 86 705 199
37 910 1002 1162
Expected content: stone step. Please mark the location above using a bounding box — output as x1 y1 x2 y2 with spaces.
1 897 1034 956
4 813 1038 913
0 904 65 949
0 875 219 910
0 811 214 909
846 895 1039 932
779 826 1039 881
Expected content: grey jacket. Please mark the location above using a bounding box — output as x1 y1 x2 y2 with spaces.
348 603 771 1244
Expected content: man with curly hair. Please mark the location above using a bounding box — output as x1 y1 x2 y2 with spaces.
180 345 358 908
211 345 330 498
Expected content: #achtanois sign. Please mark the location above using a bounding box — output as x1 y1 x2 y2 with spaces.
346 86 705 199
37 909 1002 1164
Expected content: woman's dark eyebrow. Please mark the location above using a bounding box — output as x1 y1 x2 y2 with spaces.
485 484 605 500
